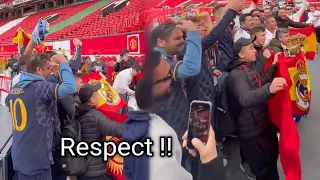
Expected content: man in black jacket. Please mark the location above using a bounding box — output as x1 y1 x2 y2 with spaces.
113 48 137 73
227 37 286 180
76 83 123 180
275 7 310 29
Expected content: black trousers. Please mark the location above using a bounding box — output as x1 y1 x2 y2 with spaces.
77 174 114 180
240 132 279 180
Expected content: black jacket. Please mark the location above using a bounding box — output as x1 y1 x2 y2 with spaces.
226 60 277 140
267 38 297 56
198 156 226 180
75 103 123 178
113 58 137 72
275 15 309 29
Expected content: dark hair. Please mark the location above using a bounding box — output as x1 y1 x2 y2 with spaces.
135 76 153 110
250 26 266 36
18 55 30 67
271 5 278 10
132 64 142 72
144 50 162 76
250 9 260 15
239 13 252 24
184 16 200 23
213 5 224 14
10 54 14 58
259 10 264 13
27 53 50 73
45 51 56 58
84 56 90 60
150 22 176 47
94 52 100 55
276 28 289 39
74 73 83 79
252 15 260 19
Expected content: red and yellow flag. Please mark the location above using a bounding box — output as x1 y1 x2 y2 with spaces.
264 52 307 180
104 111 128 180
288 25 317 60
82 71 127 113
12 29 47 52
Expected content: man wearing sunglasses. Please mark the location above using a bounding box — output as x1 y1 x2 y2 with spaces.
88 52 108 74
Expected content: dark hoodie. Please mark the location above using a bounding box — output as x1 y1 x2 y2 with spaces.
226 60 276 140
75 103 123 178
123 111 150 180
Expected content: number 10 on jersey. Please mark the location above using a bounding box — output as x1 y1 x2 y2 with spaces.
9 98 27 132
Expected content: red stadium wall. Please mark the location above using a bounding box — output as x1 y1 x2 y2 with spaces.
0 31 145 57
70 31 145 56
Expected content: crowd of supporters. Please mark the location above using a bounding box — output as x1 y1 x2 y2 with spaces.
3 0 320 180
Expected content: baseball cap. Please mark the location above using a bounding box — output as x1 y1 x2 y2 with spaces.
233 36 257 56
121 48 129 55
78 83 101 103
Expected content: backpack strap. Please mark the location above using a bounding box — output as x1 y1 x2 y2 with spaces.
241 65 262 87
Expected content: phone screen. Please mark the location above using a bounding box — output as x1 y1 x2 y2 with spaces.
187 101 211 149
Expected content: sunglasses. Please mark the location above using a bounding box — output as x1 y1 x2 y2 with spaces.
152 69 173 85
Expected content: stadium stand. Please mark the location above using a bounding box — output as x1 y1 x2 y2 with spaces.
0 0 98 44
47 0 144 40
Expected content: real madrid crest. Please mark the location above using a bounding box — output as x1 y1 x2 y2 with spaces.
88 79 121 105
130 39 137 50
288 33 306 52
293 60 310 111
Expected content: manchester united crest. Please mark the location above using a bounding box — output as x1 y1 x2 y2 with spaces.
130 38 137 50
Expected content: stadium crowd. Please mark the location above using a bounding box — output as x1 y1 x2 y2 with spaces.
3 0 320 180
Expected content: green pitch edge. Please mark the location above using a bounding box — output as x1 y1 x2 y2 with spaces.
48 0 111 35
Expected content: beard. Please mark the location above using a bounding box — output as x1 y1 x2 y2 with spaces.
153 89 172 104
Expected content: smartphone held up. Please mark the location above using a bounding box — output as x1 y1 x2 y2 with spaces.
187 100 212 149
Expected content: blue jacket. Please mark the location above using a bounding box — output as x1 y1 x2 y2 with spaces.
153 31 202 141
5 62 76 175
123 111 150 180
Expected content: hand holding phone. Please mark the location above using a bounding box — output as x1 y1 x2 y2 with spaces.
186 101 212 149
182 125 218 164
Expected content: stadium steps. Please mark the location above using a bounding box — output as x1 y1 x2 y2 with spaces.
0 16 28 35
48 0 111 35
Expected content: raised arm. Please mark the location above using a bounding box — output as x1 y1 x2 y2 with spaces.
294 0 307 21
69 39 83 73
202 9 238 51
289 19 310 28
173 20 202 80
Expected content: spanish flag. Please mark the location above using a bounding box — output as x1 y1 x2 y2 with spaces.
264 52 308 180
82 72 127 180
81 71 127 113
12 29 47 52
288 25 317 60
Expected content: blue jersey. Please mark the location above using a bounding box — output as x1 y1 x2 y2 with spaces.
6 80 60 175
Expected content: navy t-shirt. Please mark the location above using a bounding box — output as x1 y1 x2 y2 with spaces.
6 81 59 175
